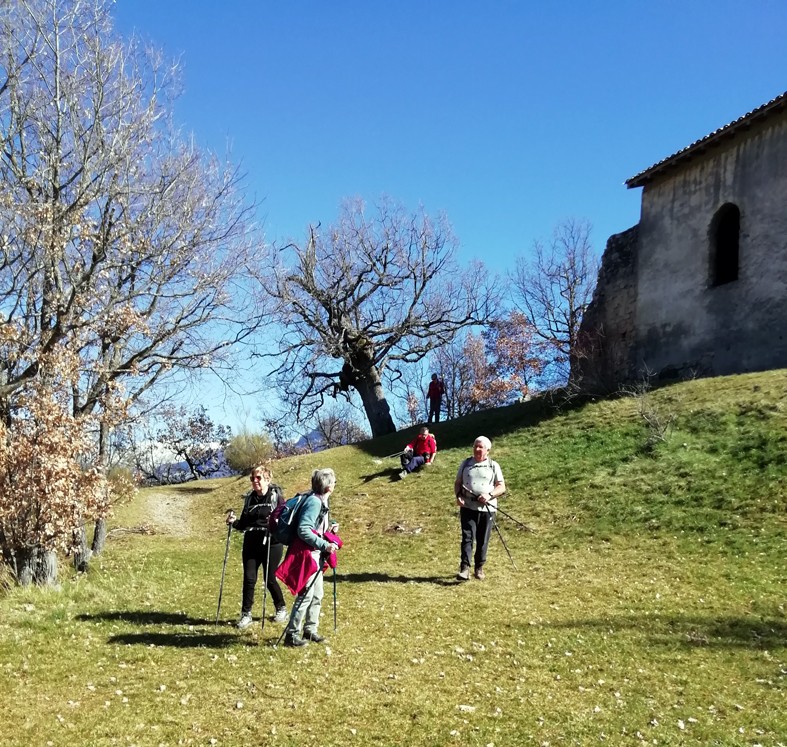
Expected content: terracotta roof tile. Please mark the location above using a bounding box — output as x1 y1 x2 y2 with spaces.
626 90 787 188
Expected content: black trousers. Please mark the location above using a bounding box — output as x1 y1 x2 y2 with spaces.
241 531 285 614
459 507 494 570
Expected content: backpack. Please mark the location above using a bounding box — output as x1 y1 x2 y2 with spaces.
268 492 314 545
459 457 501 498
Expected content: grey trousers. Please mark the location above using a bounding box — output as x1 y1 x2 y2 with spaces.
286 568 324 636
459 507 494 569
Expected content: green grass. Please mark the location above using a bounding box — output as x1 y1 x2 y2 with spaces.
1 370 785 746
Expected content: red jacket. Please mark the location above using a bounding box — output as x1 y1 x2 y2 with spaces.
406 433 437 460
427 379 444 401
276 531 343 595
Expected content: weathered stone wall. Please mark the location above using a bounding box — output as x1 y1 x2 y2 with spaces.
577 108 787 390
572 225 639 391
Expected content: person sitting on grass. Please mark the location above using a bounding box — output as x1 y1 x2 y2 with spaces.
398 426 437 479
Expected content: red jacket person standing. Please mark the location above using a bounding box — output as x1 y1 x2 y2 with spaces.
426 374 445 423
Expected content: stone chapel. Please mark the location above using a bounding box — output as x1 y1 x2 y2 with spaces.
574 90 787 390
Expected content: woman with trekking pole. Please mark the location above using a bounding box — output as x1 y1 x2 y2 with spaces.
278 468 341 647
225 465 288 629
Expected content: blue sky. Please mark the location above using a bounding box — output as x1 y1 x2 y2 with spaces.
111 1 787 430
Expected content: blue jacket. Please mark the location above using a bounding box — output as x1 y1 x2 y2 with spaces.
295 493 332 552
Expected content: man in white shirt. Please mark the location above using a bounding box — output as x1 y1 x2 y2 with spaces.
454 436 506 581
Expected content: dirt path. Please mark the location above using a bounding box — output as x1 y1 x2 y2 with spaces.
139 489 195 537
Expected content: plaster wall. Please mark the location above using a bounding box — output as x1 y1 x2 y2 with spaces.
633 112 787 378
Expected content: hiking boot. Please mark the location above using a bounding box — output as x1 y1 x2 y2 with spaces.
456 565 470 581
398 470 408 480
272 607 288 624
237 613 253 630
474 567 486 580
284 633 308 647
303 630 326 643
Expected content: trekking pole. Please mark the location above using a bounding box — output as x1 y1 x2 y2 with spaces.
332 565 338 631
462 485 534 532
492 515 517 570
459 485 517 570
215 517 233 625
373 451 405 465
260 533 271 633
493 503 535 533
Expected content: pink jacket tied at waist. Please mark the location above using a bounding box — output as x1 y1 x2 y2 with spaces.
275 531 343 595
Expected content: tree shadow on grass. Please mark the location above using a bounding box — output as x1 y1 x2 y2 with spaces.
535 613 787 650
168 485 218 495
77 610 213 626
77 610 248 649
107 631 239 648
335 571 458 587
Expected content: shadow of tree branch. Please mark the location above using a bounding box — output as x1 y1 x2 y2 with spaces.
533 613 787 649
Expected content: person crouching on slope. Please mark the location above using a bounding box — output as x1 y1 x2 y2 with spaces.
398 425 437 480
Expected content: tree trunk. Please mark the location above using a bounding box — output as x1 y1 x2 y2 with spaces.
90 420 110 557
37 549 58 586
185 456 202 481
16 546 58 587
354 368 397 437
91 517 107 555
73 523 91 572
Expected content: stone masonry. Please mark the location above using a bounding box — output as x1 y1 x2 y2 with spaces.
574 92 787 391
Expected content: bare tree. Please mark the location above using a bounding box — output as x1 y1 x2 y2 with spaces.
260 198 497 437
511 218 599 385
313 401 369 448
384 357 429 428
156 406 232 482
0 0 261 582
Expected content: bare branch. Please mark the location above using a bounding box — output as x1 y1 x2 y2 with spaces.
511 218 599 385
257 197 498 436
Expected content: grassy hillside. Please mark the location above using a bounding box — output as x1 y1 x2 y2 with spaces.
1 370 785 746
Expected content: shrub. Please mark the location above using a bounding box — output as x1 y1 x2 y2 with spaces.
224 432 274 474
106 466 138 505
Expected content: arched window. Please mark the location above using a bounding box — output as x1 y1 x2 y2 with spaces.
710 203 740 286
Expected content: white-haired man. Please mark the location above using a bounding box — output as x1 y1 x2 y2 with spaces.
454 436 506 581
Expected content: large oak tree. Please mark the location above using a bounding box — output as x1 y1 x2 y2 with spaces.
261 198 497 437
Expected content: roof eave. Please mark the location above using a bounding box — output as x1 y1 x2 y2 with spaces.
625 91 787 190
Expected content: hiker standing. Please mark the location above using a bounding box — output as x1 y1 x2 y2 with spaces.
398 425 437 479
454 436 506 581
426 373 445 423
281 468 340 647
226 465 288 628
